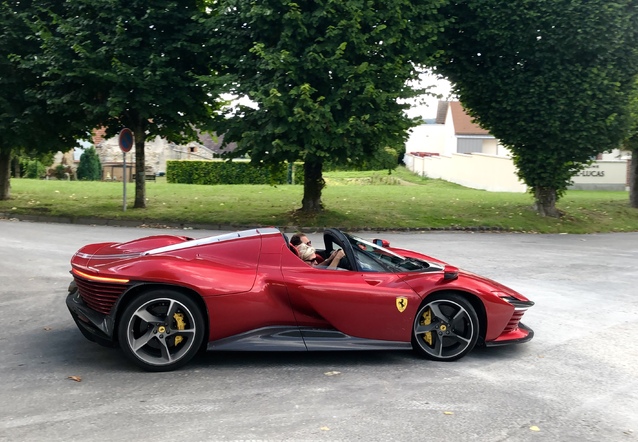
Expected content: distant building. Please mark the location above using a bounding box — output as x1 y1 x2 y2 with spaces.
407 101 506 157
53 129 237 181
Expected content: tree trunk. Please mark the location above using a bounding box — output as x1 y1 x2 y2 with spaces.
630 151 638 208
0 149 11 200
533 186 562 217
133 125 146 209
301 156 325 211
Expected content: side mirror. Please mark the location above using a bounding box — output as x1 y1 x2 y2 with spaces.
443 265 459 280
373 239 390 248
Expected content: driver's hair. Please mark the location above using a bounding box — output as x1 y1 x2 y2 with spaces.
297 243 316 262
290 233 306 246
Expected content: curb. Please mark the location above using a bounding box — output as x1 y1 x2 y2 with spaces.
0 212 514 233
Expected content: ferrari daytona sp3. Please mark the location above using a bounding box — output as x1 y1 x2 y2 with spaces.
66 228 534 371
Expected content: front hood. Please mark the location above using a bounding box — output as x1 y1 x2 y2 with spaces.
401 266 531 303
457 268 531 302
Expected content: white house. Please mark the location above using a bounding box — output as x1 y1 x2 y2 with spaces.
404 101 630 192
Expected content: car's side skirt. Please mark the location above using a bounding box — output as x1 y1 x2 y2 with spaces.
206 326 412 352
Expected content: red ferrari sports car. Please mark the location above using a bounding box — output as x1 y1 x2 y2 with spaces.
66 228 534 371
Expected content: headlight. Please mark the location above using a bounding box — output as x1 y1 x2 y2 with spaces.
492 291 518 302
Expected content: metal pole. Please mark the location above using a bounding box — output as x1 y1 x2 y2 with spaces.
123 152 127 211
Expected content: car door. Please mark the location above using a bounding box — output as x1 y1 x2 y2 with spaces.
281 229 421 343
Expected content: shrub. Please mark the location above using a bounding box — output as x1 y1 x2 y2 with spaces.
76 147 102 181
52 164 69 180
24 160 46 179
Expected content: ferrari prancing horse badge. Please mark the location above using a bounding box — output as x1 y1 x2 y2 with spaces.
396 297 408 313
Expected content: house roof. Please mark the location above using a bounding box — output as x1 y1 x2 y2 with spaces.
449 101 491 136
92 127 107 145
197 132 237 155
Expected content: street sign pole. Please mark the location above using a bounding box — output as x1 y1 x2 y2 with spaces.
118 128 134 212
123 152 127 211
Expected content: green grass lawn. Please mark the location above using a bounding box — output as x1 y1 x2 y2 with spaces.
1 167 637 233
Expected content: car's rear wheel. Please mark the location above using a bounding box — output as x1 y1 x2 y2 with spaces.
412 292 479 361
117 289 205 372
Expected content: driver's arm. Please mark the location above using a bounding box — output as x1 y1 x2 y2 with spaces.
319 249 345 269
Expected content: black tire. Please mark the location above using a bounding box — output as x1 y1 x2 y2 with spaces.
412 292 479 361
117 289 205 372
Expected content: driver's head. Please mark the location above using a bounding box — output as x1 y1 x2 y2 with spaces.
290 233 310 247
297 243 317 265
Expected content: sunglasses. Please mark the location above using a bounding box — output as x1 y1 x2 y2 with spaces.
304 240 312 246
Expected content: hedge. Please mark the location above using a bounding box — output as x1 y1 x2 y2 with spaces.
166 160 287 185
292 147 400 184
167 147 399 185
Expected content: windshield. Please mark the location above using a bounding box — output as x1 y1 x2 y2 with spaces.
345 233 439 273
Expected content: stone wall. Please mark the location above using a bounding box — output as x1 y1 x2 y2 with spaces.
95 135 215 176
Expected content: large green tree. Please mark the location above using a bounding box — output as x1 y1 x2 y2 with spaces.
27 0 220 208
435 0 638 217
0 1 84 200
209 0 447 211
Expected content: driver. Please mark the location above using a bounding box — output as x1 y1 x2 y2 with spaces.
290 232 324 263
297 243 345 270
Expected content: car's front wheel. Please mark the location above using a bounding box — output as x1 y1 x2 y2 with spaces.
117 289 205 372
412 292 479 361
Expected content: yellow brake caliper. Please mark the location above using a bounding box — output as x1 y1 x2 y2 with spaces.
420 308 433 346
173 313 186 346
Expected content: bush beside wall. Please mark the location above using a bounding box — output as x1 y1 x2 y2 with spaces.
167 160 287 185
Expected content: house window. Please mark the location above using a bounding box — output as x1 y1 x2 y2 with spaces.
190 146 197 153
457 139 483 154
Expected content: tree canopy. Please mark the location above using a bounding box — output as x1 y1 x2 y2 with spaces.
209 0 448 211
25 0 220 207
435 0 638 216
0 0 85 200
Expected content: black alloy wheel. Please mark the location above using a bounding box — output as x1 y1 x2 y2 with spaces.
412 292 479 361
117 289 205 372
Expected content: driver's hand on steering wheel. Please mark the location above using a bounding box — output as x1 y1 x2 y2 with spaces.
326 249 345 269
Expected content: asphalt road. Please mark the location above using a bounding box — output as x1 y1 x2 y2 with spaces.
0 219 637 442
